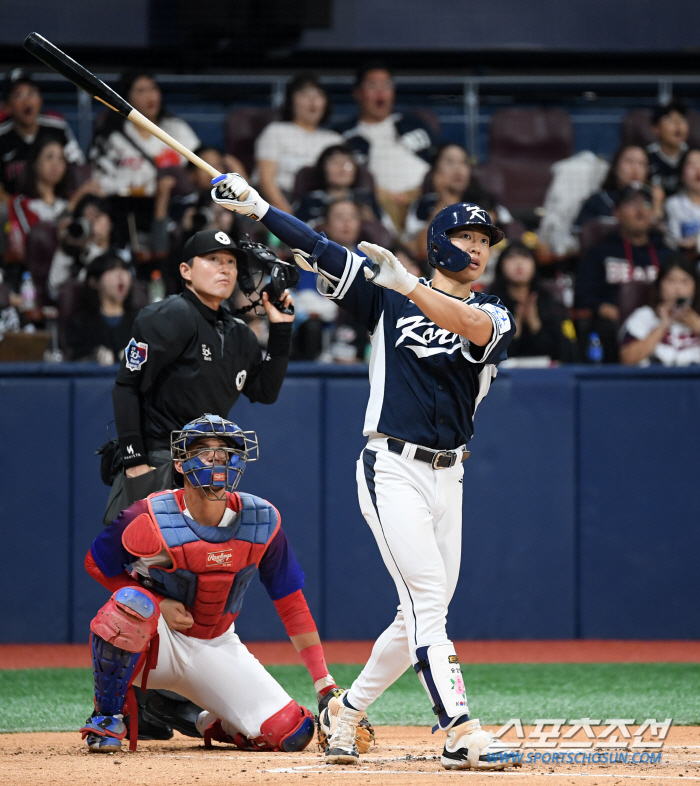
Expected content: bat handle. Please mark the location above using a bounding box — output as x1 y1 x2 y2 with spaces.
127 109 221 178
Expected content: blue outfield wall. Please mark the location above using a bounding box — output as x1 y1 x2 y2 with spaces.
0 363 698 644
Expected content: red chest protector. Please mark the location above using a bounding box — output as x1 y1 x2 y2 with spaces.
122 489 280 639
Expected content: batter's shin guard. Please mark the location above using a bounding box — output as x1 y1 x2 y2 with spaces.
414 642 470 732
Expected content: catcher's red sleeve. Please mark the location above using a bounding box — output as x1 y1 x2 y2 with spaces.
273 589 317 637
84 550 163 607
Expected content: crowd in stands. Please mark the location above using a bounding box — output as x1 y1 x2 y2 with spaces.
1 63 699 368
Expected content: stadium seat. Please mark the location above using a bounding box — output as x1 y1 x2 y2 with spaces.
475 108 574 216
224 107 279 177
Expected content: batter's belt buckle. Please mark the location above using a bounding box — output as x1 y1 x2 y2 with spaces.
431 450 457 469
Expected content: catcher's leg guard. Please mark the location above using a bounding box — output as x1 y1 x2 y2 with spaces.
413 641 469 732
201 700 315 752
80 587 159 752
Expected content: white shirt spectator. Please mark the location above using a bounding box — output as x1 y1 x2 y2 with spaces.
621 305 700 366
254 121 342 193
90 117 200 197
664 192 700 251
353 116 430 193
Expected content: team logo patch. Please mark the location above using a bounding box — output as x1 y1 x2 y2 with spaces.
215 231 231 245
478 303 512 334
235 369 247 390
202 343 212 361
125 338 148 371
448 655 459 663
207 549 233 567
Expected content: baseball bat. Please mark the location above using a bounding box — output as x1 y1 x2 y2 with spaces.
23 32 221 179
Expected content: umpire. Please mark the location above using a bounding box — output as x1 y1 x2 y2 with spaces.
103 228 294 739
105 227 294 522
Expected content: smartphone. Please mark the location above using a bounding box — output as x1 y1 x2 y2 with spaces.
676 297 691 309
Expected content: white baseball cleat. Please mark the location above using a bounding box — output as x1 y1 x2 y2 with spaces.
441 718 523 770
321 691 365 765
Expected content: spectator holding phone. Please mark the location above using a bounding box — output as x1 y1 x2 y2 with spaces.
665 148 700 254
620 255 700 366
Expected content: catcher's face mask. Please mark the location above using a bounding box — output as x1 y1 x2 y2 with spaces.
171 414 258 501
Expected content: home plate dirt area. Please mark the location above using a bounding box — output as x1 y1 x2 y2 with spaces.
1 726 699 786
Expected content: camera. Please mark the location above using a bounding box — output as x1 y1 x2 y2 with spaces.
235 236 298 314
66 216 92 242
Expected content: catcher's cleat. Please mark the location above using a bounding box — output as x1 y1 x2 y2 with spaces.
321 691 367 765
144 691 202 738
441 718 523 771
80 714 127 753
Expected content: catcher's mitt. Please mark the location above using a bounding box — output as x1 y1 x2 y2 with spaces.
316 688 375 754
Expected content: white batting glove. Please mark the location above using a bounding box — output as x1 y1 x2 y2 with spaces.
359 241 419 296
211 173 269 220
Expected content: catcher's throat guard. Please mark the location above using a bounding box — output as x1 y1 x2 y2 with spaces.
171 414 258 501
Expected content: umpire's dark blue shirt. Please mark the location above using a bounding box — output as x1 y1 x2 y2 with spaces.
321 252 515 450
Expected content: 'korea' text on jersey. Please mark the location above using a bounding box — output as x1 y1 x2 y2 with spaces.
321 252 516 451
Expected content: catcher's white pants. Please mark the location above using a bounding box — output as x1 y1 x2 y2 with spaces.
134 617 291 738
347 439 464 712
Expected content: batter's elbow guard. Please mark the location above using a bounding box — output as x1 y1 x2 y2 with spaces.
260 700 315 752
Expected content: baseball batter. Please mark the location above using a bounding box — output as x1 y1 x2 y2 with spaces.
211 174 520 771
81 414 339 753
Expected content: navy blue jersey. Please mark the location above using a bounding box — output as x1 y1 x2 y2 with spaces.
320 251 515 450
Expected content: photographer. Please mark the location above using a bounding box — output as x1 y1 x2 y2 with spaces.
48 194 127 299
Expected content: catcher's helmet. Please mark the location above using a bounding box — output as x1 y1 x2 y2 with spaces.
427 202 505 272
171 414 259 500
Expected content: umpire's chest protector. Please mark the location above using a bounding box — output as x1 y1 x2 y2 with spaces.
122 490 279 639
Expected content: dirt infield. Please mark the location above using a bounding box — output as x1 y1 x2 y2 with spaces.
1 726 697 786
2 640 699 669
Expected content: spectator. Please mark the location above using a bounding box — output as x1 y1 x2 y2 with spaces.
48 194 128 299
403 143 511 262
294 143 389 230
575 182 674 362
574 145 659 230
489 241 574 361
336 63 438 232
66 252 137 363
323 198 363 252
5 138 98 303
255 73 342 214
0 69 84 202
620 255 700 366
664 148 700 255
6 137 70 263
89 71 200 197
646 100 689 197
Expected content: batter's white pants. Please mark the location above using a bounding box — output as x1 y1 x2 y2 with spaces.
134 617 291 739
347 439 464 712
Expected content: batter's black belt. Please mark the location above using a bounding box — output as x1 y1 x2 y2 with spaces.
386 437 470 469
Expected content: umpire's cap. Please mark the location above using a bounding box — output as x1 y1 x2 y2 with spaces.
182 229 244 263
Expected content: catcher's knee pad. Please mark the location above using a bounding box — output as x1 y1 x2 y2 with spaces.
414 641 470 731
89 588 160 717
91 587 159 651
258 700 315 752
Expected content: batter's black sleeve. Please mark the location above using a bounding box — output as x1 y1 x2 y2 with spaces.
112 301 193 466
242 321 293 404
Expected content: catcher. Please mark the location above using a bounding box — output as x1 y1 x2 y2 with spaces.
81 414 373 753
